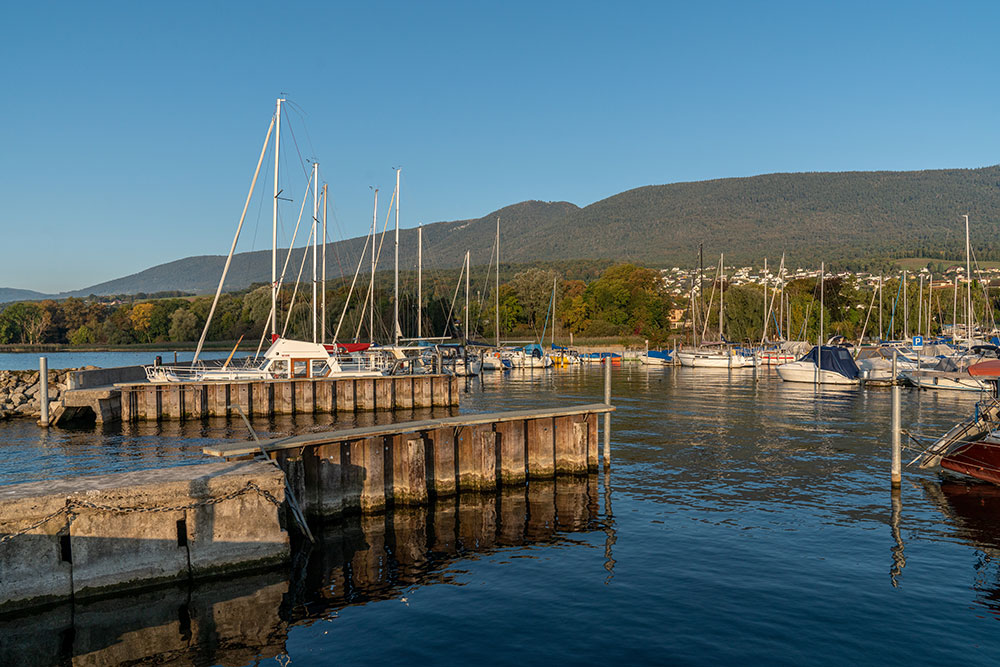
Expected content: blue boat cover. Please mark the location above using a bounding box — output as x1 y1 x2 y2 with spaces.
799 345 860 380
646 350 672 360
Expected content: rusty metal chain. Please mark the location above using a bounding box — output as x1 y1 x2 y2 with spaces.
0 482 281 544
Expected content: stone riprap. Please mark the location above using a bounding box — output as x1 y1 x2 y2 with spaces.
0 367 91 420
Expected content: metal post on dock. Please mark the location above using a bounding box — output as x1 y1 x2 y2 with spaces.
891 383 902 487
39 356 49 427
603 357 612 467
892 348 898 384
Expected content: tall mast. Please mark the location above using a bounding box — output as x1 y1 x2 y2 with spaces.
417 223 423 339
965 214 973 348
370 189 378 345
311 162 318 343
394 168 400 347
464 250 470 342
762 258 768 341
271 97 284 339
321 183 327 344
552 276 557 348
819 262 824 346
719 254 724 340
878 275 883 341
496 217 501 348
918 274 923 337
902 270 907 339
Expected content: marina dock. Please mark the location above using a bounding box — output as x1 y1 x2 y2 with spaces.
205 403 613 517
53 367 461 425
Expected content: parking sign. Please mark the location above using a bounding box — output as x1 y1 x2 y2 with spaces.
913 335 924 349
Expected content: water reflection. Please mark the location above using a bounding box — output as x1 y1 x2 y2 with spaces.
0 475 606 666
923 479 1000 619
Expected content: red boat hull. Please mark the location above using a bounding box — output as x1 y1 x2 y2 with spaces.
941 440 1000 485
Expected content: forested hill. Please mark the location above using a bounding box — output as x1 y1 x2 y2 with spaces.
42 165 1000 297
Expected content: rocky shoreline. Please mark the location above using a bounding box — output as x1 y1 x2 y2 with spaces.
0 368 89 420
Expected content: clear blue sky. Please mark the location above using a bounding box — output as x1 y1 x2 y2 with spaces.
3 1 999 293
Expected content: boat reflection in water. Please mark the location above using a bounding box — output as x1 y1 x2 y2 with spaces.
923 479 1000 619
0 475 605 666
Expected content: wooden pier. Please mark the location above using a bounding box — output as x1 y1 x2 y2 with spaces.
116 374 460 422
204 403 614 518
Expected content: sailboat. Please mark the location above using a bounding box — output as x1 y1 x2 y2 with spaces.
147 99 392 383
675 254 755 368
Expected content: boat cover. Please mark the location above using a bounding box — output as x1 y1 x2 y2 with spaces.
968 360 1000 377
799 345 860 380
646 350 672 361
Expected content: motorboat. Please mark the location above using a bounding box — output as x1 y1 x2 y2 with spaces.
776 345 860 385
918 360 1000 484
639 349 672 366
900 345 999 392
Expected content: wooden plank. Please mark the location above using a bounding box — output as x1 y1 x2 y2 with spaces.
234 383 251 417
587 412 599 471
449 376 460 406
431 376 449 408
425 427 457 497
315 379 334 414
306 442 345 517
252 382 272 417
336 379 355 413
353 436 385 513
456 424 496 492
375 378 392 411
295 380 314 414
394 377 414 410
413 376 430 409
495 420 526 484
120 387 133 423
356 378 374 411
387 434 428 506
143 385 158 421
276 381 294 415
208 383 228 418
554 415 588 474
203 403 615 458
526 417 555 478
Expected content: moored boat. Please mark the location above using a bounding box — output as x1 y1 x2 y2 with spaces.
776 345 860 385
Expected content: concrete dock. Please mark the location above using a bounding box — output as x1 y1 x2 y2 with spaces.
0 461 289 612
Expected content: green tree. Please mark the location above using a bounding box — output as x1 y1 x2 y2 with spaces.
169 308 199 342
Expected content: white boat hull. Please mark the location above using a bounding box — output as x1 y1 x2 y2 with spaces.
675 351 755 368
776 361 859 385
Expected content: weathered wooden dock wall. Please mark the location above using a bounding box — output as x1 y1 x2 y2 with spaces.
118 374 460 422
205 403 613 518
0 461 289 613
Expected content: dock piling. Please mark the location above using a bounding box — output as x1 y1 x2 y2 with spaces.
38 357 49 427
891 383 902 487
603 359 612 467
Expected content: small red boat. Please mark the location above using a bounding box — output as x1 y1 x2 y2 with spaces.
935 360 1000 484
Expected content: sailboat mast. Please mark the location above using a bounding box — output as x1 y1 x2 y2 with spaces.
496 217 501 348
819 262 825 346
370 189 378 345
719 254 724 340
878 275 883 341
322 183 327 344
464 250 470 342
903 270 907 339
965 214 972 347
417 224 423 339
762 258 768 341
312 162 318 343
394 168 400 347
918 274 923 338
271 97 284 339
552 276 557 348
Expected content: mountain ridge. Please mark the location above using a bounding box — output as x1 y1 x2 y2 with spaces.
9 165 1000 299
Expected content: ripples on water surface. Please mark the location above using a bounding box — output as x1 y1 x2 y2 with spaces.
3 364 1000 665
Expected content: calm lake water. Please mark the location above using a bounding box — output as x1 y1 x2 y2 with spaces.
2 364 1000 665
0 349 243 370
